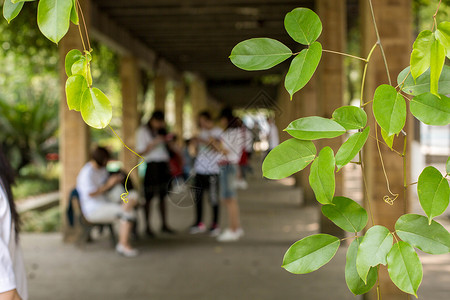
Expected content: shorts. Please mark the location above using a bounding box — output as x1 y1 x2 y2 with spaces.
219 164 237 199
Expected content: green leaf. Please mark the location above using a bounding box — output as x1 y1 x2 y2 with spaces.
70 0 79 25
345 238 377 295
321 197 368 232
335 127 370 171
417 166 450 223
229 38 292 71
410 92 450 125
282 234 340 274
381 127 394 149
410 30 433 80
372 84 406 136
80 88 112 129
395 214 450 255
284 7 322 45
71 56 87 76
284 41 322 98
332 106 367 130
262 139 316 179
65 49 83 77
430 35 445 95
3 0 24 23
397 65 450 96
37 0 73 44
436 21 450 59
285 116 346 140
387 241 422 297
309 147 335 204
65 75 88 111
356 225 393 283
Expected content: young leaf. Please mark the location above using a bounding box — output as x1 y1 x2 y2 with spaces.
387 241 423 297
332 106 367 130
380 127 394 149
410 93 450 126
397 65 450 96
417 166 450 223
262 139 316 180
3 0 24 23
65 75 88 111
430 36 445 95
285 116 346 140
282 234 340 274
37 0 73 44
356 225 393 283
435 21 450 58
321 196 368 232
70 0 79 25
309 147 335 205
65 49 83 77
395 214 450 254
229 38 292 71
410 30 433 80
372 84 406 136
447 156 450 175
345 238 377 295
80 88 112 129
284 41 322 98
335 127 370 171
284 7 322 45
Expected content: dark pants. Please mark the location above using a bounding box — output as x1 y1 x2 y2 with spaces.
144 161 171 231
193 173 220 227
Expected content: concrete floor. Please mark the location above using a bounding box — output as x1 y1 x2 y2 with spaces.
21 164 450 300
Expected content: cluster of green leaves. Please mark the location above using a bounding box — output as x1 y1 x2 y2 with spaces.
230 7 450 297
3 0 113 129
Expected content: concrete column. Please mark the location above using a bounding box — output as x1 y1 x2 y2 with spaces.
120 55 140 183
154 75 166 112
190 78 208 133
174 83 185 140
360 0 412 299
316 0 346 238
60 0 90 240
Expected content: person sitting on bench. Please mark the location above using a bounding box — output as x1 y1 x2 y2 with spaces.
76 146 139 257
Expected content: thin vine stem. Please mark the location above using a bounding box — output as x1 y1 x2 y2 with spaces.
368 0 392 85
431 0 442 31
403 136 408 214
360 43 378 106
322 49 368 62
360 152 375 227
77 0 91 51
368 135 403 156
109 125 145 203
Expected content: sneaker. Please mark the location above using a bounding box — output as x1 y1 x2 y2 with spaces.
236 179 248 190
217 228 244 242
162 226 176 234
189 223 207 234
209 227 221 237
116 244 139 257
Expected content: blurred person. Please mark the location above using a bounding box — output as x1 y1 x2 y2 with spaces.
189 111 222 236
182 138 195 181
236 120 254 189
212 108 244 242
77 146 139 257
136 111 174 236
0 146 28 300
266 116 279 153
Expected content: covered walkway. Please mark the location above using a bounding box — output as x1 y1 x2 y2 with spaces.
22 158 450 299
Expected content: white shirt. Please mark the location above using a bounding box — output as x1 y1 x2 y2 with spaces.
76 162 109 217
194 127 222 175
220 128 244 165
268 123 279 150
135 126 170 162
0 182 28 300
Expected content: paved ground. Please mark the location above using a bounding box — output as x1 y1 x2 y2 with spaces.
21 160 450 300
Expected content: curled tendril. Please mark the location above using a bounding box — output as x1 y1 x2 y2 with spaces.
383 194 398 206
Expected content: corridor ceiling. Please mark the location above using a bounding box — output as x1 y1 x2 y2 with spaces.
90 0 358 107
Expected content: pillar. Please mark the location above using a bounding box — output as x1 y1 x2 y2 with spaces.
154 75 166 113
190 78 208 133
120 55 140 183
174 83 185 140
60 0 90 241
316 0 346 238
360 0 412 299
